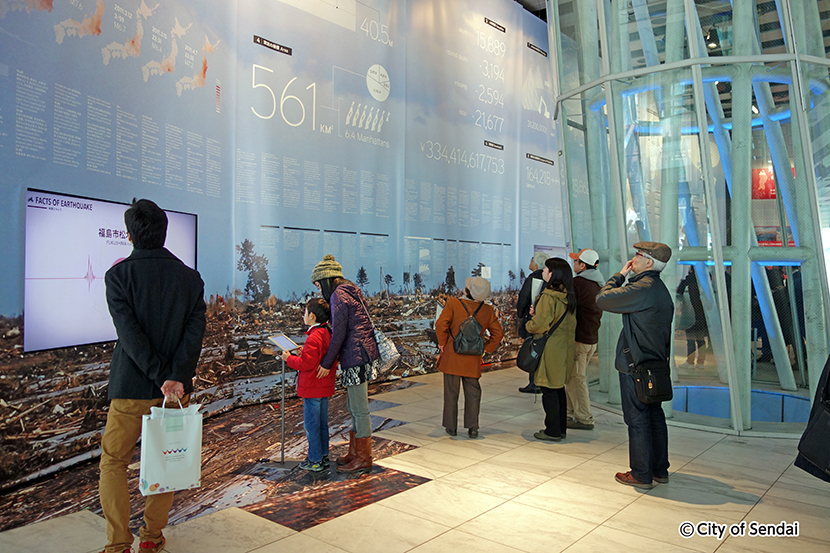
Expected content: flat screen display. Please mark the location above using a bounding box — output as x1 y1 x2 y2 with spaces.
268 334 299 352
24 189 197 352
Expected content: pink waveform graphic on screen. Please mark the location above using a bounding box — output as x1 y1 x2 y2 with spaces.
27 254 108 291
84 255 96 290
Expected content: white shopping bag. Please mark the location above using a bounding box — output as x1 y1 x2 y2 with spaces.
139 400 202 496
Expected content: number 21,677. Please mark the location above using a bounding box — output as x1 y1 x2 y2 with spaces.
251 64 316 129
475 110 504 133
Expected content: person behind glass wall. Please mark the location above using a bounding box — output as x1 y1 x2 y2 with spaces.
527 257 577 442
436 277 504 439
752 266 794 363
770 267 795 354
311 255 380 473
750 280 770 361
792 267 806 363
516 251 549 393
676 266 708 370
596 242 673 489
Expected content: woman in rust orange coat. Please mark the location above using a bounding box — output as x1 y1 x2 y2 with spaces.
435 277 504 438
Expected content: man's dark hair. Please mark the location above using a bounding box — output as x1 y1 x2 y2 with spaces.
124 198 167 250
306 297 330 324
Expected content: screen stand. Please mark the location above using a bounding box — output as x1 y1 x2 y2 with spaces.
257 357 300 471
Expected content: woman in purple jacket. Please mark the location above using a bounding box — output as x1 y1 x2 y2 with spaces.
311 255 380 473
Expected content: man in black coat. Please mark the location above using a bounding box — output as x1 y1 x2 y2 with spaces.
516 251 549 393
99 199 206 553
596 241 673 489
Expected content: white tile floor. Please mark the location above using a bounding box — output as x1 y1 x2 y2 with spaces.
2 368 829 553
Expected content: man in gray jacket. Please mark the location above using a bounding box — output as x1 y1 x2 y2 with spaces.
596 241 673 489
566 249 604 430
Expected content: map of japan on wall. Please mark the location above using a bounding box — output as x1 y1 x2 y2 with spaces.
0 0 235 318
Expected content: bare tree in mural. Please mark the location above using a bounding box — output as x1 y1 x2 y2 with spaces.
445 266 456 292
508 270 516 289
520 268 526 283
384 274 395 293
356 266 369 288
236 239 271 303
413 272 423 293
403 270 411 294
471 262 485 277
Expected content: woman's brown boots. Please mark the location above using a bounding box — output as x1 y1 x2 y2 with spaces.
336 430 357 465
337 435 372 472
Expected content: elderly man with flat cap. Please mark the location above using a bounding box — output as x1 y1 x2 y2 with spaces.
596 241 674 489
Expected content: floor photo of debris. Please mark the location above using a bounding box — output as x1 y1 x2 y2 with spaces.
0 377 438 533
4 366 830 553
0 291 522 534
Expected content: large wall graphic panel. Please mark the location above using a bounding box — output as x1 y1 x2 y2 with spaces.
0 0 572 490
0 0 237 316
404 0 524 292
0 0 565 314
234 0 405 297
403 1 564 293
518 10 565 262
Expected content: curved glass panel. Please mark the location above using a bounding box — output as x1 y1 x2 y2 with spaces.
673 260 734 430
610 69 698 247
792 1 830 60
694 0 734 57
553 0 828 434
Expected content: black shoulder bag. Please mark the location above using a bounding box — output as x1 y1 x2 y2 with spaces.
516 310 567 373
622 333 673 404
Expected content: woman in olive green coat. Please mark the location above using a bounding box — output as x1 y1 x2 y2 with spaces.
526 257 577 441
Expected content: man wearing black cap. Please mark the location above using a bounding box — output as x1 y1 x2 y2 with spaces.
596 241 674 489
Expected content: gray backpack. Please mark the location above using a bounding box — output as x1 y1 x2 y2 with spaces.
452 300 485 356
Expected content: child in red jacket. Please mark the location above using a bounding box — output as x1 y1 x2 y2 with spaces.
281 298 337 471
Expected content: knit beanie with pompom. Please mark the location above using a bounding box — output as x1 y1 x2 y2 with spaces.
310 254 344 283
